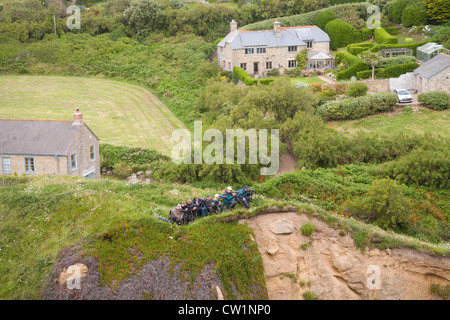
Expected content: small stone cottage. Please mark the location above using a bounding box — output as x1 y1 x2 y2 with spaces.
414 53 450 93
0 109 100 179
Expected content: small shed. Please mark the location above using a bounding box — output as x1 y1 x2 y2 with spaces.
381 48 413 58
416 42 449 62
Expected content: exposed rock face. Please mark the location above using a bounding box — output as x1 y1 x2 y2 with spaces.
240 212 450 300
270 219 294 234
42 246 223 300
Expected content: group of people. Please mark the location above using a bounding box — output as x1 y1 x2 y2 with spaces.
169 185 253 225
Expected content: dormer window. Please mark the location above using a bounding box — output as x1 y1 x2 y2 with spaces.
256 47 266 54
306 41 313 49
245 48 254 55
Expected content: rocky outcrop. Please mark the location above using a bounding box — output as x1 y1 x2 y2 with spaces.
42 246 223 300
240 211 450 300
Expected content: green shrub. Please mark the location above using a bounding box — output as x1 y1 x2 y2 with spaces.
301 222 317 236
112 162 133 179
347 42 374 55
233 66 258 86
382 144 450 188
343 178 412 230
418 91 450 110
325 19 361 50
388 0 412 23
314 9 335 30
356 68 385 79
384 26 400 35
430 283 450 300
374 27 398 44
378 55 416 69
99 144 168 170
360 27 374 41
316 92 397 120
401 2 428 27
346 81 368 96
302 291 319 300
423 0 450 24
403 106 413 114
382 62 419 78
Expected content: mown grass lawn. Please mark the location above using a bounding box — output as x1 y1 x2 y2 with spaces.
328 108 450 138
290 76 326 84
0 75 189 155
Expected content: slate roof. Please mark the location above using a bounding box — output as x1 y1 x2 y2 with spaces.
217 25 330 50
414 53 450 79
0 120 86 156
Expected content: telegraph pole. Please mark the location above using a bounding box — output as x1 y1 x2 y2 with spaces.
1 142 4 187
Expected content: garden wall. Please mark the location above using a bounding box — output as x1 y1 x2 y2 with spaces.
361 78 390 93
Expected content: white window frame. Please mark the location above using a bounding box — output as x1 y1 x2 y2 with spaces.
2 157 12 173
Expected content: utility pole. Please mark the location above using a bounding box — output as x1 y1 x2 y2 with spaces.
53 14 57 35
1 142 4 187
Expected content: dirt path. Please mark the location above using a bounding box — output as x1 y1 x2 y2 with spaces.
277 151 297 175
240 211 450 300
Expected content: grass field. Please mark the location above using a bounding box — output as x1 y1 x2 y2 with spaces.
290 76 326 84
0 75 189 155
328 108 450 137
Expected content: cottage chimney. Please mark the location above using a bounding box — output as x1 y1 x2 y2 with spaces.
230 20 238 32
73 108 83 125
274 19 281 36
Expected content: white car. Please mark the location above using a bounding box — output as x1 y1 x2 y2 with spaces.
393 89 413 103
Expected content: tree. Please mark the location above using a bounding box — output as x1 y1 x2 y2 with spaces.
260 0 283 19
313 9 335 30
362 51 381 80
422 0 450 24
402 2 428 27
324 19 360 50
123 0 164 36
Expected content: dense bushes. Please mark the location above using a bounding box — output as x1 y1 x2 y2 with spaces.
418 91 450 110
382 143 450 188
374 27 398 44
316 92 398 120
401 2 428 27
377 55 417 68
325 19 361 50
345 81 369 97
335 51 369 80
382 62 419 78
313 9 335 30
360 27 374 41
384 26 399 35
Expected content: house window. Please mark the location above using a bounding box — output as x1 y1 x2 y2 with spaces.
240 63 247 70
306 41 313 49
228 62 231 70
24 157 35 173
288 46 298 52
2 157 12 173
288 60 297 68
256 47 266 54
266 61 272 70
90 145 95 162
71 154 77 171
245 47 254 55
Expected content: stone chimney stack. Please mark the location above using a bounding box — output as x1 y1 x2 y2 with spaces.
274 19 281 36
73 108 83 125
230 20 238 32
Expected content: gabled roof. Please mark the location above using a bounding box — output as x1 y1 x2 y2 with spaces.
0 119 92 156
414 53 450 79
217 25 330 50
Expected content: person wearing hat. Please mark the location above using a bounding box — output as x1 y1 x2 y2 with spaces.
212 194 223 214
170 204 184 224
223 186 237 209
236 185 251 209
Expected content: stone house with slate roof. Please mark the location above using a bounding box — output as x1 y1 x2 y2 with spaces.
413 53 450 93
217 20 333 77
0 109 100 180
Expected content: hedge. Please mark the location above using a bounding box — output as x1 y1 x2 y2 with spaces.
384 26 399 35
316 92 398 120
347 42 374 55
335 51 369 80
232 67 274 86
378 55 417 69
382 62 419 78
374 27 398 44
418 91 450 110
314 9 335 30
240 3 370 31
325 19 361 50
401 3 428 27
356 68 385 79
369 40 431 55
360 27 374 41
